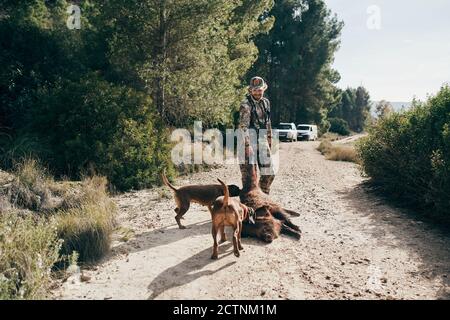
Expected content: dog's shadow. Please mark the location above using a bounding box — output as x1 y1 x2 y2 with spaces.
113 219 212 255
147 244 236 300
113 218 273 256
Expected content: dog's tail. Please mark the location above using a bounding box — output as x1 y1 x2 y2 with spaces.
217 178 229 208
161 171 178 192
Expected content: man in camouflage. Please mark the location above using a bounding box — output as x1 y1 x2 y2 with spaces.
238 76 275 195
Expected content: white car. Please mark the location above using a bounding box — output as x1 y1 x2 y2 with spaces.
276 123 297 142
297 124 318 141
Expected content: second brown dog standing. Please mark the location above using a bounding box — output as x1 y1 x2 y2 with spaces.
162 172 241 229
208 179 251 260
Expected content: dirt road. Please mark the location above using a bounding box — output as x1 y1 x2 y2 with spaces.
56 141 450 300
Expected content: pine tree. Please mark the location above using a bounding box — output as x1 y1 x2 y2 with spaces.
250 0 343 127
328 86 371 133
354 86 371 132
99 0 274 127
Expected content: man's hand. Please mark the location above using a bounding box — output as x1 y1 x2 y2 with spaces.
245 144 254 158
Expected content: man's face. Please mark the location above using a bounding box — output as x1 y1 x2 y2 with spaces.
251 88 265 101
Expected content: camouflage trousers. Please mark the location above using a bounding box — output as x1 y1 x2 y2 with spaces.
240 140 275 195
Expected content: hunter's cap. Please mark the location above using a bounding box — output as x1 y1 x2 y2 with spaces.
249 76 268 90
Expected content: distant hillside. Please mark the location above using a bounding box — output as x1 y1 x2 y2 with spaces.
371 101 412 116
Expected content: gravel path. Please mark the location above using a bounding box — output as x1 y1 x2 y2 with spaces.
56 141 450 300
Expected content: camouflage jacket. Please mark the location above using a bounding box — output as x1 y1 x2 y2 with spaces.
239 94 273 151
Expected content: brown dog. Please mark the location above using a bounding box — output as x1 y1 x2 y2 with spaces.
162 173 241 229
209 179 250 259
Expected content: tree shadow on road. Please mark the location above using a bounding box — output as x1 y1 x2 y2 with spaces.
147 244 236 300
339 183 450 300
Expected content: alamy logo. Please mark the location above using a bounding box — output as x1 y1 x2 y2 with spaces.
366 265 383 291
367 5 382 30
170 122 280 176
66 4 81 30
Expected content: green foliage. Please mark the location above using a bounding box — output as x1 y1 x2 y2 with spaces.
357 85 450 218
329 117 350 136
99 0 274 127
29 73 172 191
1 0 272 190
329 86 371 132
251 0 344 128
375 100 394 119
0 212 61 300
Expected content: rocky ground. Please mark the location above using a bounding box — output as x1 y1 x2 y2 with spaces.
55 141 450 300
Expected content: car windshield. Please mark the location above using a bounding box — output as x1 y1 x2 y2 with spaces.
297 126 310 131
277 124 292 130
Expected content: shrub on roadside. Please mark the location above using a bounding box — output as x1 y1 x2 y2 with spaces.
56 176 116 264
326 146 358 163
0 211 61 300
329 118 351 136
357 85 450 218
317 140 333 154
1 160 117 299
5 158 54 211
318 140 358 163
11 73 173 191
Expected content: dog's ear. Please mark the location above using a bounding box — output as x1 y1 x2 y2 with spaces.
228 185 241 197
255 205 270 216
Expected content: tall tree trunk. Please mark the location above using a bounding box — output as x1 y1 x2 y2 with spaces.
155 0 167 121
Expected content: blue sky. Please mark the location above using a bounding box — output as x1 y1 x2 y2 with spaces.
325 0 450 102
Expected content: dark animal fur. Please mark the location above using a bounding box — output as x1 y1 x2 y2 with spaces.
239 165 302 242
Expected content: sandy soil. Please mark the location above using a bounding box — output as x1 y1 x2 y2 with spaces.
55 141 450 300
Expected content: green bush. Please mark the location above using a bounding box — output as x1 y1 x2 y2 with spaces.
0 212 61 300
28 73 173 191
329 118 351 136
357 85 450 218
1 16 176 191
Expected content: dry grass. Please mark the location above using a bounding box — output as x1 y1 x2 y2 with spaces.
0 159 117 298
317 140 333 154
116 226 135 242
56 176 117 265
320 132 343 142
326 146 359 163
0 211 61 299
318 140 359 163
3 158 54 211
